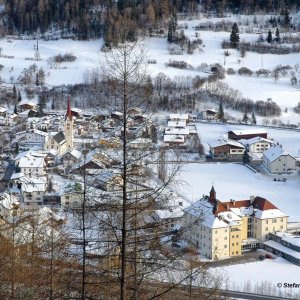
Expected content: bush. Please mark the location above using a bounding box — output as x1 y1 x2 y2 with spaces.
166 60 191 69
227 68 236 75
54 52 76 63
238 67 253 76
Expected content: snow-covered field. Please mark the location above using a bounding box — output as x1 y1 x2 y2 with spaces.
1 18 300 113
215 257 300 298
195 122 300 156
177 163 300 221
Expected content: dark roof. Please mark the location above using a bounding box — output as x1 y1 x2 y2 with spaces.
52 131 66 144
252 196 277 210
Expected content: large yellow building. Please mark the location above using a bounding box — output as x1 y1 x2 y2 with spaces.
183 186 288 260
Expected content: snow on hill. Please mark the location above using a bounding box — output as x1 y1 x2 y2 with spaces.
1 20 299 113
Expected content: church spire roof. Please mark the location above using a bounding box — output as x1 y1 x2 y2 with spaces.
66 97 72 120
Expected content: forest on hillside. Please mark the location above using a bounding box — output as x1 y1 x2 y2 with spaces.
1 0 300 44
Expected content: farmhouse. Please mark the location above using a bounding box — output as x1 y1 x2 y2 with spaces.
228 129 268 140
209 140 245 160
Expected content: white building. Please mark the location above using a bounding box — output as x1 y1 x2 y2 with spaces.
16 129 48 150
241 137 274 155
263 145 296 174
18 155 46 177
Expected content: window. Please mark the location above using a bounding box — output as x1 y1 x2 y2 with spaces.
281 218 283 222
236 235 239 238
224 245 227 248
236 242 238 245
265 227 268 231
232 243 234 246
280 225 283 229
215 230 218 234
224 237 227 240
266 220 268 224
236 251 238 254
272 219 277 223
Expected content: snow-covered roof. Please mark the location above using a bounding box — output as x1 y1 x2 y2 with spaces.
170 113 189 120
263 145 294 162
210 140 245 149
254 208 288 219
165 128 190 135
184 199 229 229
230 129 267 135
163 134 185 143
19 155 45 168
167 120 186 128
275 232 300 248
0 107 8 113
240 137 274 146
14 150 46 161
264 240 300 259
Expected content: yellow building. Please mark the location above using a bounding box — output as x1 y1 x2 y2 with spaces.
183 187 288 260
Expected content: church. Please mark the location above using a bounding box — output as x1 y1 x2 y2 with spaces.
44 98 74 155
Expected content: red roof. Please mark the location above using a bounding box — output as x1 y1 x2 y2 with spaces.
252 196 277 210
213 196 277 215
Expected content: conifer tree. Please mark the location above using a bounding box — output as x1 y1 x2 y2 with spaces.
267 30 272 43
275 28 280 42
230 23 240 49
251 111 257 124
218 101 224 121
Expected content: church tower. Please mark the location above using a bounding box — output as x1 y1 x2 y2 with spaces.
209 185 216 204
64 97 74 150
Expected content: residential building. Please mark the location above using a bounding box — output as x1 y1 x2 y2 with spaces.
263 145 296 174
18 155 46 177
209 140 245 160
200 109 218 120
228 129 268 140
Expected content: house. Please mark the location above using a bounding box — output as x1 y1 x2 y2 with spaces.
263 145 296 174
16 129 48 150
18 155 46 177
62 149 82 169
169 113 190 122
16 176 47 207
228 129 268 140
209 140 245 160
18 102 38 112
200 109 218 120
182 187 288 260
163 135 185 147
44 131 67 155
93 170 123 191
128 138 153 149
240 137 274 156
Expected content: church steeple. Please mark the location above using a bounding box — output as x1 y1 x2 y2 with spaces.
209 185 216 203
64 97 74 150
66 96 72 120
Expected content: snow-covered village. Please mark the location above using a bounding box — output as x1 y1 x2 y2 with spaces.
0 1 300 299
